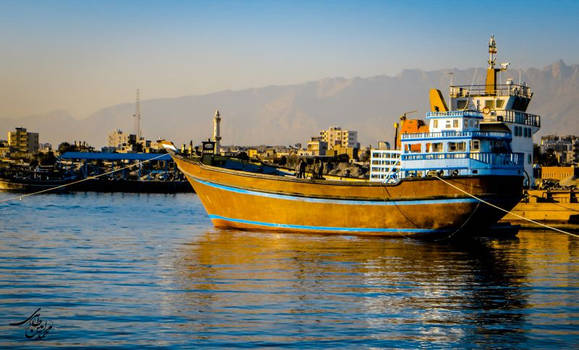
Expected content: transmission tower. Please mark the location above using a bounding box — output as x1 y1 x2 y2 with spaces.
133 89 142 141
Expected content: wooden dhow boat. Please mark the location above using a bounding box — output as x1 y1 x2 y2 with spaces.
162 110 525 239
162 149 522 237
162 37 535 238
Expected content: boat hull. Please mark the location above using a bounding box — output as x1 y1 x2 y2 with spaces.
0 177 192 193
0 178 68 192
173 156 523 237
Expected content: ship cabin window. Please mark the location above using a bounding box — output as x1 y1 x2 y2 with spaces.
448 142 466 152
463 120 468 128
405 143 422 153
491 140 509 153
485 100 495 109
433 119 438 128
445 120 451 129
431 142 443 152
457 100 467 109
528 154 532 164
496 99 505 108
452 119 459 128
471 139 480 151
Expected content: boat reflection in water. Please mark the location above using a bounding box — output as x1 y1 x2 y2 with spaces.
154 229 578 348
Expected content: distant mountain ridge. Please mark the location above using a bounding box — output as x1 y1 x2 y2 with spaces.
1 61 578 148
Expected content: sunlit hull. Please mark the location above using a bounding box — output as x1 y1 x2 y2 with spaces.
173 155 522 237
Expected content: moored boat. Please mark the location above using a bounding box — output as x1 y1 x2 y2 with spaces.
167 152 521 237
163 37 533 238
0 176 69 192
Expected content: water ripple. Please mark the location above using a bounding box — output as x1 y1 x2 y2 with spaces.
0 192 577 348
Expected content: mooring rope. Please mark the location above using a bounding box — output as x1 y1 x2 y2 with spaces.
3 154 576 239
433 175 579 238
0 153 168 204
380 180 481 241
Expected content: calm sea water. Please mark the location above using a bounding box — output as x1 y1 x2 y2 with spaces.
0 192 577 348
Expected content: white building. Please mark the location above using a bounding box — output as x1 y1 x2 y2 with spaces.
319 126 358 149
306 137 328 156
107 129 130 150
8 127 39 155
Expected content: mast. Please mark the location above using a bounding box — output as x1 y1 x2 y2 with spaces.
133 89 142 141
485 36 499 95
484 35 510 95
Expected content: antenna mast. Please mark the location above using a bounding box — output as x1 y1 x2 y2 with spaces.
133 89 142 141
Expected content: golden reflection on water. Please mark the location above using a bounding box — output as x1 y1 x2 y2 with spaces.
2 193 576 347
162 229 577 345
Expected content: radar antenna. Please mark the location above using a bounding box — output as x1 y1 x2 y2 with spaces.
485 35 504 95
488 35 497 69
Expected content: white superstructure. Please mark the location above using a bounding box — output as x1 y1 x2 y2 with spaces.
447 36 540 186
369 110 523 182
369 37 535 186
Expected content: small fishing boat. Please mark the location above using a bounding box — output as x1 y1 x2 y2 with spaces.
162 37 534 238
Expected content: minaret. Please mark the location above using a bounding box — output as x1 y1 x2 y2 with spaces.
212 109 221 153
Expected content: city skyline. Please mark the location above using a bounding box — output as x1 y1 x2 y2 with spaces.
1 0 579 120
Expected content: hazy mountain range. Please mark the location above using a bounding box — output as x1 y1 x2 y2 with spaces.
2 60 578 148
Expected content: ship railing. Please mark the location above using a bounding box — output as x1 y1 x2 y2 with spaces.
468 152 524 167
370 150 402 167
426 111 483 118
401 152 524 168
494 110 541 127
369 150 402 182
401 130 511 140
371 150 402 159
449 84 533 98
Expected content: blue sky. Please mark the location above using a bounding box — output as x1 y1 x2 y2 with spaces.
1 0 578 118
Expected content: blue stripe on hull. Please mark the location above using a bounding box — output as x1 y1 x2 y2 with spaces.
190 177 478 206
208 214 450 234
